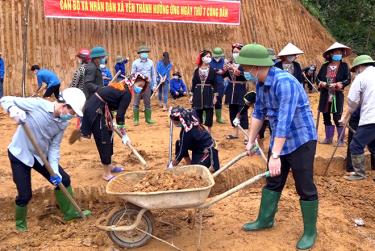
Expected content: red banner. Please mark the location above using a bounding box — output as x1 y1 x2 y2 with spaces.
44 0 241 25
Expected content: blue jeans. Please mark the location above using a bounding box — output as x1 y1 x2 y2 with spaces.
158 80 169 105
0 77 3 98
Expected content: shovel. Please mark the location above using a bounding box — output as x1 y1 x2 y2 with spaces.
150 74 167 99
113 127 149 169
22 123 86 218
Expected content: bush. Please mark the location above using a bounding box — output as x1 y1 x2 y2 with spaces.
301 0 375 57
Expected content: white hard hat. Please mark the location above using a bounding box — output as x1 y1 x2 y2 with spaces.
61 88 86 117
278 43 304 57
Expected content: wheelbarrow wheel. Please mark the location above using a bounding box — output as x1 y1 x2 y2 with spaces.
107 204 154 249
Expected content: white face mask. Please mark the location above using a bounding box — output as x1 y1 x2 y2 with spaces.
232 53 240 61
173 76 179 80
202 56 212 64
100 64 106 69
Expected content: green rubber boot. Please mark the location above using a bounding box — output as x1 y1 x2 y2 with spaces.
133 109 139 126
55 186 91 221
297 200 318 250
242 188 281 231
215 109 225 124
145 109 155 125
15 205 27 232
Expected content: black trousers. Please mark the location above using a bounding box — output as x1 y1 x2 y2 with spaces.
91 115 114 165
195 108 214 127
323 111 341 127
171 90 185 99
8 150 71 207
350 124 375 155
229 104 249 129
43 84 61 99
264 140 318 201
259 119 272 139
175 140 220 171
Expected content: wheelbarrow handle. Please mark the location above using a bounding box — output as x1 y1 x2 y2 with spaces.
213 151 247 178
113 127 149 169
199 171 270 209
22 123 86 218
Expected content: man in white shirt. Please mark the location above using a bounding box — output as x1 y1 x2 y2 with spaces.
131 45 157 125
340 55 375 181
1 88 91 231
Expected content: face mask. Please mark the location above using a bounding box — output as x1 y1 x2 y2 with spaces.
332 54 342 61
134 86 143 94
244 72 257 82
60 112 74 121
232 53 239 61
99 58 106 64
287 56 296 62
202 56 212 64
100 64 105 69
173 76 179 80
140 53 148 60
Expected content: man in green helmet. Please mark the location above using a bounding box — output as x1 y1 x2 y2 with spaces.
237 43 318 250
83 46 108 99
339 55 375 181
210 47 226 124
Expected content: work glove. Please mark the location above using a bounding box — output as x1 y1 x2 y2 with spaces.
122 134 131 145
9 106 27 124
50 174 62 186
167 161 174 170
233 117 240 127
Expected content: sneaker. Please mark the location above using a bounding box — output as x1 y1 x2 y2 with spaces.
344 174 366 181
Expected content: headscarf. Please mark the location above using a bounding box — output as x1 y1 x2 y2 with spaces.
109 73 149 93
231 43 244 52
169 106 200 132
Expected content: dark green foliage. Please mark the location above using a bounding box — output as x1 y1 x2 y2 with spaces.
301 0 375 57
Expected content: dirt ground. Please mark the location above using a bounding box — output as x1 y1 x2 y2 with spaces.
1 92 375 251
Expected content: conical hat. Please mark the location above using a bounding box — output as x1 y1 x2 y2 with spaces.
323 42 352 59
278 43 304 57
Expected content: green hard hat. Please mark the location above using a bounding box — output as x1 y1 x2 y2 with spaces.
137 45 150 54
351 55 375 72
212 47 224 57
236 44 274 67
90 46 108 58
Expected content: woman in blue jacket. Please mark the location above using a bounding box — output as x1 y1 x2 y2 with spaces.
156 52 173 111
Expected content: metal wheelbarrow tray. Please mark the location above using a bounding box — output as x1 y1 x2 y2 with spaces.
106 165 215 210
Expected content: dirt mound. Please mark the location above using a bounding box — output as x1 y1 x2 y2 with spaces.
108 170 208 193
0 0 334 96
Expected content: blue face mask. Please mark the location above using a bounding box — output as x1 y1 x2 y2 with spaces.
140 53 148 60
332 54 342 61
244 71 258 82
134 86 143 94
100 58 106 64
60 113 74 122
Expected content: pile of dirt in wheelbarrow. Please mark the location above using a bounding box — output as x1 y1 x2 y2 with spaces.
108 170 209 193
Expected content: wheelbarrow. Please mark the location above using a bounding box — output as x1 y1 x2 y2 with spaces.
97 149 269 249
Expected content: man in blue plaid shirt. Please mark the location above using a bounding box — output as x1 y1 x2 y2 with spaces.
236 44 318 250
